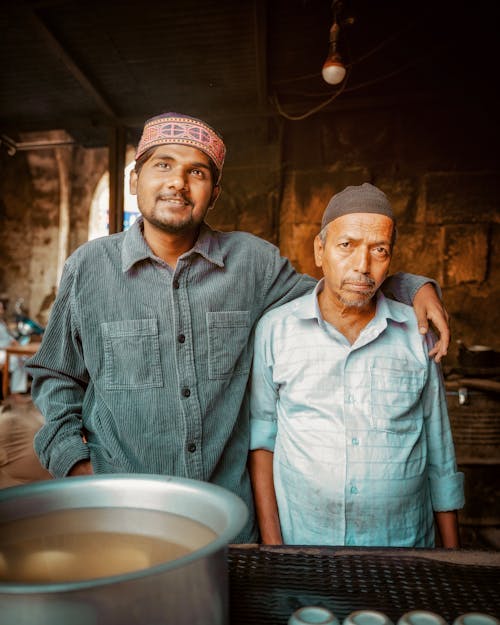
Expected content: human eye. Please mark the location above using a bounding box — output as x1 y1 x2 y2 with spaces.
372 246 390 258
338 241 351 249
190 167 205 178
154 161 170 170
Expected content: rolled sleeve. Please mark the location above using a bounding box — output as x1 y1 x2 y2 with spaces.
250 418 277 451
424 358 465 513
429 471 465 511
249 315 279 451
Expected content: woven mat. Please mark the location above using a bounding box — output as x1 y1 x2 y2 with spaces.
228 547 500 625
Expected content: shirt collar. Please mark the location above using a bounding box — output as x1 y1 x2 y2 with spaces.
292 279 324 322
121 217 224 272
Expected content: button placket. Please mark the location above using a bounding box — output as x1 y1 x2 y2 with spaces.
171 263 203 479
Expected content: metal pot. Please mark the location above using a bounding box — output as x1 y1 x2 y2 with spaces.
0 474 248 625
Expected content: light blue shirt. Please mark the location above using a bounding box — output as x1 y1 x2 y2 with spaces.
249 281 464 547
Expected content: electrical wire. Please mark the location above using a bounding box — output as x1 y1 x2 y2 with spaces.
271 10 432 120
271 67 351 121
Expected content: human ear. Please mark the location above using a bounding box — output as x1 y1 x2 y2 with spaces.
209 185 221 209
314 235 324 268
129 169 138 196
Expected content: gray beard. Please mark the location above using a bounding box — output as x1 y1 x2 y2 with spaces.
336 291 377 309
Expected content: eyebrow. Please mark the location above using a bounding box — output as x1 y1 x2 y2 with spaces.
337 234 392 246
151 152 211 171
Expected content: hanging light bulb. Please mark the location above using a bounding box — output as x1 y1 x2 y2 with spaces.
322 20 346 85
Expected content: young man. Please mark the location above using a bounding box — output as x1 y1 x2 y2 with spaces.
27 114 450 543
249 183 464 547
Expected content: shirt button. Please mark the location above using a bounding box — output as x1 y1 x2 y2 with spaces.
187 443 197 453
178 334 186 343
350 486 359 495
173 279 180 289
182 388 190 398
352 437 359 446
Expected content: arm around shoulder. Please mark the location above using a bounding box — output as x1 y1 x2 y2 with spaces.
382 272 450 362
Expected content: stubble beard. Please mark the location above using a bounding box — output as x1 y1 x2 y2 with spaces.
336 278 378 309
336 291 376 309
139 195 206 234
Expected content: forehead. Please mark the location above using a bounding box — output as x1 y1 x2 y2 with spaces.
148 143 211 165
327 212 394 239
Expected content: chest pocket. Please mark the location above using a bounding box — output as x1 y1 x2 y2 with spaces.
207 311 251 380
370 366 425 433
102 319 162 390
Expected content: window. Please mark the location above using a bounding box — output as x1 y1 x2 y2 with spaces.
88 162 140 240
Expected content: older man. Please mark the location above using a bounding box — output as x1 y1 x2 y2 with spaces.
249 183 464 547
28 114 449 543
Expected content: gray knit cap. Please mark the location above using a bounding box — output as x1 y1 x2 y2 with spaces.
321 183 395 229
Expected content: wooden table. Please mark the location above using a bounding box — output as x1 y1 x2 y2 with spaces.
1 342 39 398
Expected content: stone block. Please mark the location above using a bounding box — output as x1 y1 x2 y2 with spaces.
421 172 500 224
237 197 276 242
370 177 417 223
321 109 395 167
280 223 321 278
443 224 489 286
389 225 442 281
283 120 324 170
280 167 370 226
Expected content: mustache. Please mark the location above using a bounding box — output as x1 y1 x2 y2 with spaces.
156 192 193 207
341 275 376 288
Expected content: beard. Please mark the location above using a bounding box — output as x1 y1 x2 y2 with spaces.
336 275 377 308
138 193 208 234
145 212 197 234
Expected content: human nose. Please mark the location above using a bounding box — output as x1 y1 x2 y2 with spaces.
353 246 371 274
166 167 187 191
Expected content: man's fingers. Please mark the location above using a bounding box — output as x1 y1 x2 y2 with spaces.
428 339 448 363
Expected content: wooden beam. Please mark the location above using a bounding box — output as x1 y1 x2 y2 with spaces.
22 5 118 121
253 0 268 113
108 126 126 235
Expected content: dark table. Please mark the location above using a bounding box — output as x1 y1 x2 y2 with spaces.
228 546 500 625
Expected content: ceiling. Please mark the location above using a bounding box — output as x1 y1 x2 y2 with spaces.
1 0 498 151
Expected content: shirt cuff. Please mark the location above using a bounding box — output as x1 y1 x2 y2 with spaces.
250 418 277 451
47 436 91 477
430 471 465 511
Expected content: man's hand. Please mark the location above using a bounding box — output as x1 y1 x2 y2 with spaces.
67 459 93 476
413 283 450 363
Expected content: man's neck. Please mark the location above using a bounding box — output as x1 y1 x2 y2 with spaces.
142 222 201 268
317 290 377 345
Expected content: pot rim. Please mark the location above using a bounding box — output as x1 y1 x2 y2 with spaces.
0 474 248 594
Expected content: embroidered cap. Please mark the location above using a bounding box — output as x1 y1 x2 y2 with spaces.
135 112 226 182
321 183 395 229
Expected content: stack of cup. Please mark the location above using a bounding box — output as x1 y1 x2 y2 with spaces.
344 610 394 625
288 606 339 625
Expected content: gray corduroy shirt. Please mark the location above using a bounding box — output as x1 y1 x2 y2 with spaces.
27 218 430 542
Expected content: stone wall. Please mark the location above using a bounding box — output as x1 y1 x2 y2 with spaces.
269 103 500 365
0 133 107 326
1 101 499 365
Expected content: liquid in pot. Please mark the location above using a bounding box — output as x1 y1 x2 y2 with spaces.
0 507 217 583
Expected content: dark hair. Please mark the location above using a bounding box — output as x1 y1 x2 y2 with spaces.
134 147 219 185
